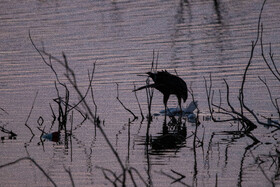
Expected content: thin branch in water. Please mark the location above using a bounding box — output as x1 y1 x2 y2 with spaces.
0 157 57 187
0 107 9 115
156 170 191 187
88 64 99 126
57 54 126 174
259 76 280 120
38 126 46 151
133 82 144 120
96 166 122 186
250 150 275 186
115 83 137 120
170 169 186 184
260 25 280 82
0 126 17 138
66 63 96 114
25 91 38 138
64 166 75 187
128 167 149 186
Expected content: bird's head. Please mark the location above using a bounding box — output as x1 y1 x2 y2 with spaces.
137 72 154 77
146 72 157 80
146 72 153 76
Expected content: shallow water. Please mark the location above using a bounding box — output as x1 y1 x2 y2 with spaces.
1 0 280 186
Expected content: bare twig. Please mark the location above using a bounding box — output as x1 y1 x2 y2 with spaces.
116 83 137 120
24 91 38 138
0 126 17 137
250 150 275 186
133 83 144 120
0 157 57 187
260 25 280 82
259 76 280 119
0 107 9 115
128 167 149 186
64 166 75 187
156 170 191 187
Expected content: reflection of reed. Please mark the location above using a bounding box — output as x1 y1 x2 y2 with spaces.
250 149 280 186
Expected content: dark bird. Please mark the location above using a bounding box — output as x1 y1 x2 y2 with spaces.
134 70 188 112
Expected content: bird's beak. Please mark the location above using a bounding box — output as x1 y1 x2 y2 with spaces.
136 73 148 76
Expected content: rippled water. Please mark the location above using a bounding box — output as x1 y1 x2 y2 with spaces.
1 0 280 186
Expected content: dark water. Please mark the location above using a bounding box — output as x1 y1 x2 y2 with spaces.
1 0 280 186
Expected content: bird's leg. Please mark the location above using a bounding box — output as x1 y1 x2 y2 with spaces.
164 104 167 124
163 94 170 123
177 97 183 115
162 122 168 134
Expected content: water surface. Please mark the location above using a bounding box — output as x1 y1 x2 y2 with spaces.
0 0 280 186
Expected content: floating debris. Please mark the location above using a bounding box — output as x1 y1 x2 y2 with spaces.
267 118 278 125
158 101 198 122
42 131 60 142
203 115 212 121
0 126 17 142
187 113 197 123
160 101 197 115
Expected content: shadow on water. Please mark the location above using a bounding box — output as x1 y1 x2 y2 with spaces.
150 117 186 152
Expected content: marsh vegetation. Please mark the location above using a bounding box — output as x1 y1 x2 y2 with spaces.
0 0 280 186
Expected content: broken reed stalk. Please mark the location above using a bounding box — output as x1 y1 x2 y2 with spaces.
96 166 123 185
258 76 280 120
56 56 127 183
204 75 258 135
238 0 265 129
88 67 99 125
30 34 128 184
133 83 144 120
260 21 280 82
156 170 191 187
115 82 137 120
145 50 159 121
29 32 90 133
64 166 75 187
189 84 203 148
203 0 279 132
238 0 279 129
0 107 8 115
0 126 17 139
24 91 38 138
145 78 154 121
249 150 275 186
128 167 149 186
53 81 68 130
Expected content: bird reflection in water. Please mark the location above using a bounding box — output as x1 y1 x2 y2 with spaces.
150 116 187 150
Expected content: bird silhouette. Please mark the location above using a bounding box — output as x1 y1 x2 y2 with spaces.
134 70 188 112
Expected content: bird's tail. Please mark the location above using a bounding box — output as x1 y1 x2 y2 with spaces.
133 84 155 92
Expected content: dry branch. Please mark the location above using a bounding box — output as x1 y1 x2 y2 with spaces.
0 157 57 187
115 82 137 120
24 91 38 138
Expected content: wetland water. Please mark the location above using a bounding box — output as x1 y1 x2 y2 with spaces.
1 0 280 186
